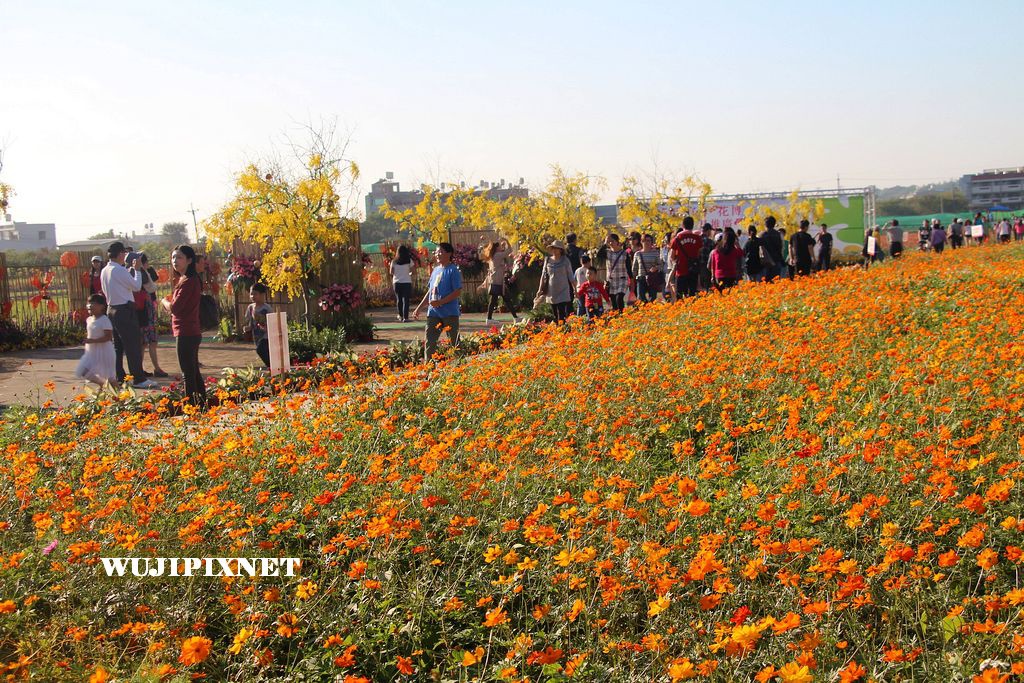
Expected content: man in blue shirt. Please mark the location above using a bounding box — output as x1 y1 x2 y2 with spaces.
412 242 462 362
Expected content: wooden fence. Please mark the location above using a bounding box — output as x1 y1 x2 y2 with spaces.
0 251 233 326
227 234 364 331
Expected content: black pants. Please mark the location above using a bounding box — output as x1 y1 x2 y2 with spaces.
486 284 517 318
609 292 626 311
819 253 831 271
176 335 206 405
109 303 146 383
551 301 571 322
256 338 270 366
715 277 738 292
394 282 412 321
675 273 698 298
796 260 812 277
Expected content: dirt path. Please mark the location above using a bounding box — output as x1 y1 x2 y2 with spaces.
0 309 517 409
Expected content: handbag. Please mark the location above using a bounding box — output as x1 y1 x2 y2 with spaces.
645 270 665 292
133 289 148 311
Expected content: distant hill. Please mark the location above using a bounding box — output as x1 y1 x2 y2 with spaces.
874 180 968 215
873 180 961 202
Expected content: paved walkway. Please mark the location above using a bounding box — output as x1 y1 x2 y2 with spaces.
0 309 519 409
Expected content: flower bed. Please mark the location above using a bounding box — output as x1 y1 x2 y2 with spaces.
2 247 1024 681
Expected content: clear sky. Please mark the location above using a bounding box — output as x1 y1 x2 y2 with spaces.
4 0 1023 243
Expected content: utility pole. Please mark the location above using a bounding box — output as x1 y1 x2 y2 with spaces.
837 174 841 194
189 204 200 243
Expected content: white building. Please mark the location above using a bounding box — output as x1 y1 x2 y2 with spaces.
962 168 1024 211
0 214 58 251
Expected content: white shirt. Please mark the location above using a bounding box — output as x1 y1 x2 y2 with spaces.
391 261 413 284
101 261 142 306
574 265 588 287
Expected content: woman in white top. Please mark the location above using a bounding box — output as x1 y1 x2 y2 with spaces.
480 240 519 323
389 245 416 322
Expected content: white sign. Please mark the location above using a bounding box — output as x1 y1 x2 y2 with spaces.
266 311 290 376
867 236 877 256
971 225 984 238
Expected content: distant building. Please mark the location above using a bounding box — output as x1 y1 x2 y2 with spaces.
364 172 529 218
962 167 1024 211
593 204 619 226
0 215 58 252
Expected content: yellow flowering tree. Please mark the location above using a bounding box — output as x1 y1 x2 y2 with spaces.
204 148 361 319
618 173 714 235
384 165 606 258
527 165 606 254
741 189 825 232
381 185 488 243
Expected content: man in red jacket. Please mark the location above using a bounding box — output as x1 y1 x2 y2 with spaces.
670 215 702 299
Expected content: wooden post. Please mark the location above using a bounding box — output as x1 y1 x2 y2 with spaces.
0 252 9 316
266 311 290 376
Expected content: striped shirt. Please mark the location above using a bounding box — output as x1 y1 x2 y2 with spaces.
632 249 663 277
605 249 629 295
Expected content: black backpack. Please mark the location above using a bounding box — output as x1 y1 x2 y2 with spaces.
199 294 220 331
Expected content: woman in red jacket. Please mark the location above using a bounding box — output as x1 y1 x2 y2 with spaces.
161 244 206 406
709 227 744 291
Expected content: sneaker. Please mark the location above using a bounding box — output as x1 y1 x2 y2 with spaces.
133 379 158 389
153 370 169 378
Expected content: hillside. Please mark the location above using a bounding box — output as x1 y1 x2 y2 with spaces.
2 246 1023 681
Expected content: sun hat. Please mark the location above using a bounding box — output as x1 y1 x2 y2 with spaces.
91 255 102 263
548 239 567 251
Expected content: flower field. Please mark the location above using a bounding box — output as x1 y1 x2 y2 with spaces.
2 247 1024 682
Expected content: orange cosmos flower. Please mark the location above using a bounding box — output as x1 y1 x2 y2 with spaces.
483 607 508 627
178 636 212 666
396 655 415 675
776 661 813 683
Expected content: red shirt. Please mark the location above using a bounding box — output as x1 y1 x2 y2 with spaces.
670 230 702 276
170 275 202 337
578 281 611 308
710 246 744 279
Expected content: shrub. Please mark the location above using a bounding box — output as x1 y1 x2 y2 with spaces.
0 315 84 352
287 324 352 363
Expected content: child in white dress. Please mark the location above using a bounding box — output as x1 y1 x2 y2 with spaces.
75 294 117 386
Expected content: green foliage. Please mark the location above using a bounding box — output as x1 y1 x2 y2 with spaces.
161 221 190 243
359 213 404 245
287 325 353 363
0 315 84 352
2 248 61 267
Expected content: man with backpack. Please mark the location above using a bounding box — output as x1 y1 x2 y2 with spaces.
669 216 703 298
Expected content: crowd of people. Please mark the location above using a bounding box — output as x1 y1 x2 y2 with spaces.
863 214 1022 266
400 212 1023 361
75 241 207 405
